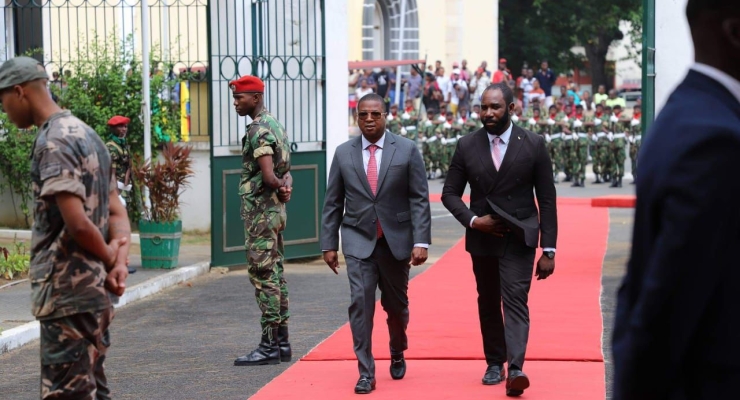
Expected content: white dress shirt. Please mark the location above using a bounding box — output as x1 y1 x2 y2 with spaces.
468 122 556 253
362 133 428 249
691 63 740 105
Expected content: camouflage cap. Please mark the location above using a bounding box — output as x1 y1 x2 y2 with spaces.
0 56 48 91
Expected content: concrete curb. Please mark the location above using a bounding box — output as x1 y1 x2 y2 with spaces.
0 322 40 355
0 229 141 244
0 261 210 355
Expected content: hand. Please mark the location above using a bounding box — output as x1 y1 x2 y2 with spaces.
324 250 340 274
410 247 428 266
535 254 555 280
472 215 509 237
105 264 129 296
105 238 127 269
278 185 292 203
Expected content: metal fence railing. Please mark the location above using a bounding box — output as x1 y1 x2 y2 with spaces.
1 0 209 142
210 0 326 155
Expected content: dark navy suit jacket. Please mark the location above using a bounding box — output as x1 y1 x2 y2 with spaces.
613 70 740 399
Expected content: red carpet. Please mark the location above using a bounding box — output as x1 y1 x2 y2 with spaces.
252 360 605 399
591 195 636 208
253 199 609 399
304 200 607 362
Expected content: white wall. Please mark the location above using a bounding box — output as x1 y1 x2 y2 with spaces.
326 0 349 174
178 144 211 231
655 0 693 113
611 20 642 90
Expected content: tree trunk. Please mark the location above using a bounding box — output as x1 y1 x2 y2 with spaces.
585 41 610 91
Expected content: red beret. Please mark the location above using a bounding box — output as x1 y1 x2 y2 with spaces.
499 58 507 63
107 116 130 126
229 75 265 93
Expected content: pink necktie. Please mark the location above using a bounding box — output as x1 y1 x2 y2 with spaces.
492 136 502 170
367 145 383 238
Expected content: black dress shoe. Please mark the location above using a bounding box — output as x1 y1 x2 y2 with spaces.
506 369 530 397
482 364 505 385
354 376 376 394
128 266 136 274
390 354 406 380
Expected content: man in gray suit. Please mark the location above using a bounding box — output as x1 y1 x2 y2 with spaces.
321 93 432 394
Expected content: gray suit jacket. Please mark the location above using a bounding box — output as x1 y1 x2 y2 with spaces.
321 132 432 260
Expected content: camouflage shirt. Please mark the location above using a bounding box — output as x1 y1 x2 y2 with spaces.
239 109 291 216
106 138 131 184
29 111 115 320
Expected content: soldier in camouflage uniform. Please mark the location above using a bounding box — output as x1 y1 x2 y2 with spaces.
401 98 419 143
609 105 628 188
591 105 611 184
436 111 459 178
386 103 403 135
559 106 574 182
105 116 137 274
466 104 484 134
525 107 544 136
0 57 131 399
545 105 564 183
628 105 642 184
420 108 441 178
569 104 590 187
511 106 526 128
231 75 294 366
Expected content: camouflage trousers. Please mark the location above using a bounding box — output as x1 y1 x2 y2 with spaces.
596 143 612 177
548 141 563 174
245 208 290 329
562 143 573 176
610 148 627 178
570 143 589 180
40 307 113 400
629 145 639 180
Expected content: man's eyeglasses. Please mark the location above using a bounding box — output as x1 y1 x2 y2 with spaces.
357 111 385 120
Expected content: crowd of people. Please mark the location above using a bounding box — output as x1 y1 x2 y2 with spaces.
350 58 642 188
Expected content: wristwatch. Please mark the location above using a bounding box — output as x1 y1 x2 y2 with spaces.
543 251 555 259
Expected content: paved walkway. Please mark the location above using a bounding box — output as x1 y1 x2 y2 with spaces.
0 243 210 333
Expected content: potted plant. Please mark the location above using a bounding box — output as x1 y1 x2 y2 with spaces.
132 143 195 269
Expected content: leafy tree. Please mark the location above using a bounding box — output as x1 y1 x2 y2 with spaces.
0 118 35 228
499 0 641 89
499 0 582 77
54 33 180 158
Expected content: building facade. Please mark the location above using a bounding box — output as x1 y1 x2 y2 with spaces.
347 0 498 70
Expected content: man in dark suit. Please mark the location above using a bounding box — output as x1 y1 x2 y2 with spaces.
442 82 558 397
321 93 432 394
612 1 740 399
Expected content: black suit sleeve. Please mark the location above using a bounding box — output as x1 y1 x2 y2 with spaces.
442 139 477 227
320 151 345 251
614 137 740 399
532 133 557 248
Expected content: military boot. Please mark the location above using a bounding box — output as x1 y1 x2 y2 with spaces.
610 177 620 188
234 327 280 366
593 174 603 184
617 176 623 188
563 175 572 183
571 178 582 187
278 325 292 362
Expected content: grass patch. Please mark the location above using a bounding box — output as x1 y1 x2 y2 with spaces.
1 240 30 281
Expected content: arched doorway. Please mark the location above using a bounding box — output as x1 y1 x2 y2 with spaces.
362 0 419 61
